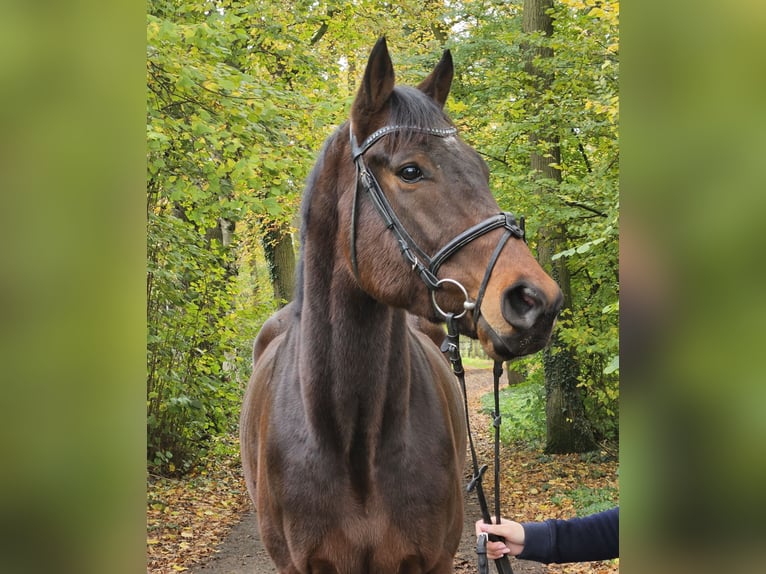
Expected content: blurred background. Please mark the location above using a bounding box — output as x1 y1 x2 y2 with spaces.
1 1 765 572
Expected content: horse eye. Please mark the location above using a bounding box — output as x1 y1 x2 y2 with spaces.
398 165 423 183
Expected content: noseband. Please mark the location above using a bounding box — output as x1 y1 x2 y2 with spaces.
349 123 526 324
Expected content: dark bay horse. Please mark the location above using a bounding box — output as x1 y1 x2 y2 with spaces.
240 38 563 574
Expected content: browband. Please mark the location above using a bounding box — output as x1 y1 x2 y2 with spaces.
350 123 457 160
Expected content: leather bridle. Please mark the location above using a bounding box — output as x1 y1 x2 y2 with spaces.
350 123 519 573
349 123 525 328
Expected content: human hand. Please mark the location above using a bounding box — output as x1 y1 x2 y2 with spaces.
475 518 526 560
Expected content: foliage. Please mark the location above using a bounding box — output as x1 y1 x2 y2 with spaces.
146 0 619 473
552 484 619 516
481 369 547 448
449 0 619 441
146 0 312 473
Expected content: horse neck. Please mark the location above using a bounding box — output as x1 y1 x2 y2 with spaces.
299 259 414 449
296 145 415 452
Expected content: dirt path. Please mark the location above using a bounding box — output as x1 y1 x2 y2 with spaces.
190 370 544 574
189 488 544 574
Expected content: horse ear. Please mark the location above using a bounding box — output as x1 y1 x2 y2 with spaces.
352 37 395 136
417 50 453 109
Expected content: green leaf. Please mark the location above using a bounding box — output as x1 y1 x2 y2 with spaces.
603 355 619 375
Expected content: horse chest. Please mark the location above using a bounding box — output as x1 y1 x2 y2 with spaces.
269 416 455 509
271 447 459 572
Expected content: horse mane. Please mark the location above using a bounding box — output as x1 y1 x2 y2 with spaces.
381 86 454 153
293 125 344 312
292 85 453 312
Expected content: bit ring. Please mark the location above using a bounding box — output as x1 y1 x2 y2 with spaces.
431 278 475 320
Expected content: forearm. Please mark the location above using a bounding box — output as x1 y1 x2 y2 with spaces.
518 507 619 564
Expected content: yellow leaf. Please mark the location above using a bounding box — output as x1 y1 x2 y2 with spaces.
180 530 194 538
147 538 160 545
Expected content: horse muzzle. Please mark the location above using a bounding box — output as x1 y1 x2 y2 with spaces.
476 284 563 360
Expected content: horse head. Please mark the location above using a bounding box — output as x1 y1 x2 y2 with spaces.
342 37 563 361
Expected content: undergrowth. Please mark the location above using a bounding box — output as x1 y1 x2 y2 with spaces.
480 376 619 517
553 484 619 516
480 379 546 449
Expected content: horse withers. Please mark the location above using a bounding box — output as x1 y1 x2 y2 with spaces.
240 38 562 574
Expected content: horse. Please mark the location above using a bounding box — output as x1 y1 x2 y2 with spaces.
240 37 563 574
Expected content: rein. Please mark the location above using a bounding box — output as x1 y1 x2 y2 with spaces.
441 314 514 574
350 123 522 573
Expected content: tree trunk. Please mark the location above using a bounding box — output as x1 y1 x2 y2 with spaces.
522 0 596 453
262 226 296 307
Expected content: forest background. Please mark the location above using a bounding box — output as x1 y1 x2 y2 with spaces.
3 1 766 574
146 0 620 477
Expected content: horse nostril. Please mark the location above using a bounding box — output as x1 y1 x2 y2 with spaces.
502 283 544 331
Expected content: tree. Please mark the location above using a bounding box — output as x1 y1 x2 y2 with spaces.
522 0 596 453
449 0 619 447
263 224 296 306
146 0 313 473
146 0 462 475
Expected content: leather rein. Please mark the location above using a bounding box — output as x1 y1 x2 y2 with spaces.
442 319 514 574
350 123 521 574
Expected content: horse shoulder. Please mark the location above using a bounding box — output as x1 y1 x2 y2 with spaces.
241 323 290 510
410 327 467 454
407 314 446 353
252 302 295 368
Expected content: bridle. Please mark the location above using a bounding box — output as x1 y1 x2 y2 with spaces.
350 122 520 574
349 123 525 330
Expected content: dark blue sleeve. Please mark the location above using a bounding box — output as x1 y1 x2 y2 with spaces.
517 507 619 564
